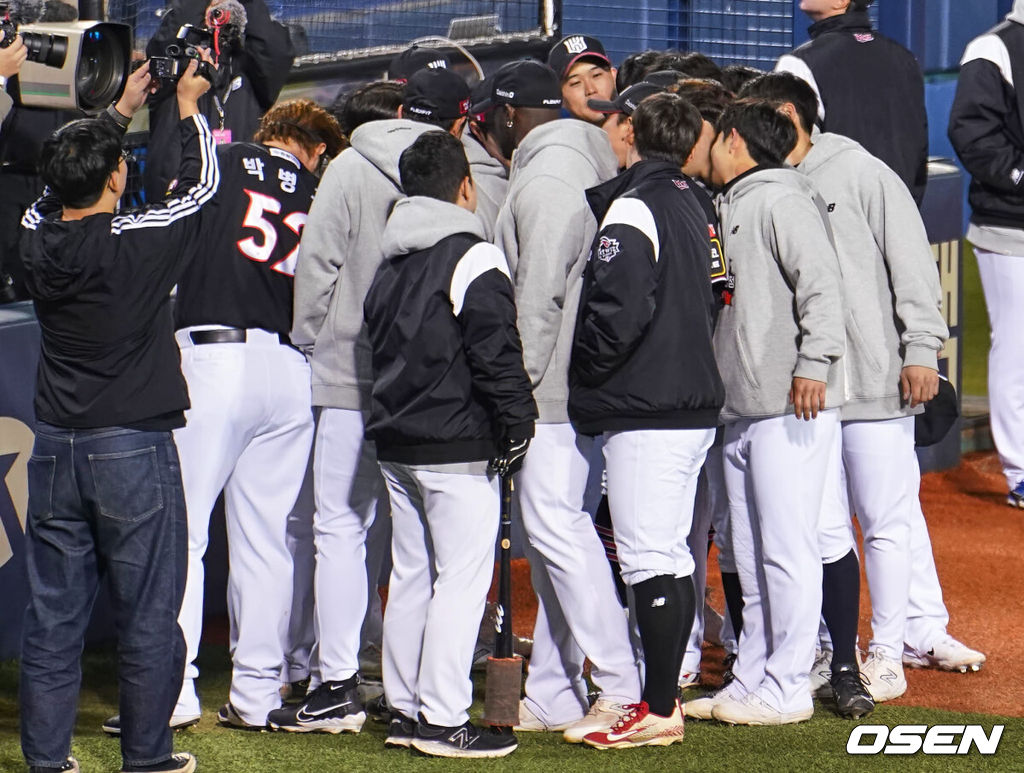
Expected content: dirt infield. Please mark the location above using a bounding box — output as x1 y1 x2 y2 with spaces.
497 450 1022 718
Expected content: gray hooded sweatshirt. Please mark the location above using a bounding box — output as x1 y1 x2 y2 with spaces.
799 133 948 421
462 132 508 241
291 118 441 410
495 118 618 423
713 165 846 423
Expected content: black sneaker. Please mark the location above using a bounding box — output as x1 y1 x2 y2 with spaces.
366 692 392 722
102 713 201 736
120 752 197 773
266 677 366 734
722 652 737 687
280 676 311 703
830 663 875 719
412 716 517 758
384 710 417 748
217 702 267 731
30 757 78 773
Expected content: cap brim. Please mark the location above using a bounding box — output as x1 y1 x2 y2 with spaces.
586 97 622 114
470 97 494 115
561 52 612 80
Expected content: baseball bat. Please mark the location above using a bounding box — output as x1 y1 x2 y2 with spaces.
483 472 522 727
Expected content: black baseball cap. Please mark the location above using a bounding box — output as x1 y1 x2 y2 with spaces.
588 81 664 116
915 377 960 447
547 34 612 81
644 70 686 88
388 45 450 83
470 60 563 113
403 68 471 121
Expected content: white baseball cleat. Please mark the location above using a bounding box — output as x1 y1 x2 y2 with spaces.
712 692 813 726
677 670 701 689
860 650 908 702
809 649 833 698
684 684 744 720
513 699 574 732
582 700 685 749
903 635 986 673
562 698 633 743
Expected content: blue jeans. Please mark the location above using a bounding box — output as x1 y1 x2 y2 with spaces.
20 423 187 769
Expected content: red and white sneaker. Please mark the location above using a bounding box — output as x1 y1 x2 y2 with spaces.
582 701 685 749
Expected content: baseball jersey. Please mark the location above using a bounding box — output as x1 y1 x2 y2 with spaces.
175 142 316 336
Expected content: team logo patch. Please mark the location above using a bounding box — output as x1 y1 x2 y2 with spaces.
563 35 588 54
708 224 717 238
1013 168 1024 186
459 98 470 115
854 32 874 43
597 235 621 262
672 178 689 190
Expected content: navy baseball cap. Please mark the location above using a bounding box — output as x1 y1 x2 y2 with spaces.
403 68 471 121
388 45 450 83
915 376 960 447
470 60 563 113
588 81 664 116
547 34 612 81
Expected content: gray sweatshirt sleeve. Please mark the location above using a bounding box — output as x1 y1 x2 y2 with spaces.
770 195 846 382
863 169 948 371
291 156 352 350
511 174 594 386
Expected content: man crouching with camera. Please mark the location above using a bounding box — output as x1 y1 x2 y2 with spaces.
18 55 217 773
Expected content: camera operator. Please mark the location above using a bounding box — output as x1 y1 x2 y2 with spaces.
17 56 217 773
0 30 26 123
144 0 294 200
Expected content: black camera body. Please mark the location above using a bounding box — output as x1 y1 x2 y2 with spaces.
150 24 213 83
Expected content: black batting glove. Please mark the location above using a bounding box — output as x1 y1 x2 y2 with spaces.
489 437 530 477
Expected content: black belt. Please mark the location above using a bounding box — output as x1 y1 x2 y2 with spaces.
189 328 296 349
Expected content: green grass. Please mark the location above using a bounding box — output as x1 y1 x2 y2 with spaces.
962 243 990 398
2 647 1022 772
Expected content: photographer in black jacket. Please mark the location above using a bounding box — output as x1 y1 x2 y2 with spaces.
18 57 217 773
144 0 293 199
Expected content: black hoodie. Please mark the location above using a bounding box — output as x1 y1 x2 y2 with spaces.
20 115 220 430
777 11 928 205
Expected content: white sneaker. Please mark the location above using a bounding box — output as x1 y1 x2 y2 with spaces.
860 650 908 702
809 649 833 698
513 699 574 732
903 636 986 673
712 692 813 726
684 685 743 720
562 698 632 743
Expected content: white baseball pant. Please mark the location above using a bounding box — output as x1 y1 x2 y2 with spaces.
518 423 641 725
975 247 1024 491
309 407 387 684
283 460 316 685
173 327 314 725
904 493 952 654
683 441 730 675
380 462 499 727
724 410 839 715
843 417 917 658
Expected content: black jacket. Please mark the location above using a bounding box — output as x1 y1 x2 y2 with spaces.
782 11 928 205
20 115 220 429
144 0 294 199
363 197 537 465
949 20 1024 229
569 160 724 434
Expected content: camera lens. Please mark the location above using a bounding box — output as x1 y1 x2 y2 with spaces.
76 26 127 112
22 31 68 68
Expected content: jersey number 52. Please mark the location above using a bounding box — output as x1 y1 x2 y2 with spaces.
237 189 307 277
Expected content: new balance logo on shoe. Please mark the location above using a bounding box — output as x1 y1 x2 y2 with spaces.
449 727 471 747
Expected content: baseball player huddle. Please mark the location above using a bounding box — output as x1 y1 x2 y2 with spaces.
16 9 989 771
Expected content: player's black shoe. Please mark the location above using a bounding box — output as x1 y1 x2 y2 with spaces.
384 710 417 748
266 677 366 734
830 663 875 719
366 691 393 722
411 716 517 758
